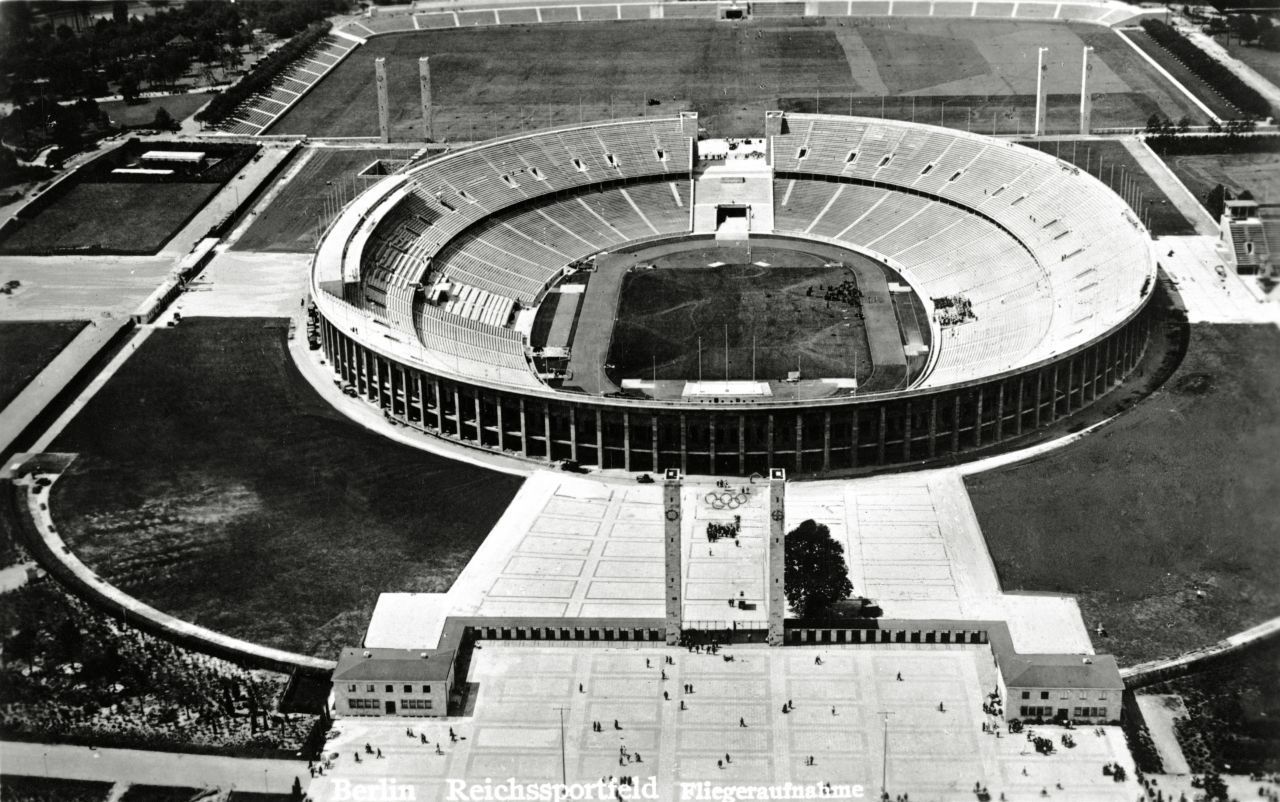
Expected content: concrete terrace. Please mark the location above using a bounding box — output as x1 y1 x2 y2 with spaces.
310 644 1139 802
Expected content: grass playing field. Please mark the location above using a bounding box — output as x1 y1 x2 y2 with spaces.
271 18 1204 140
1017 138 1197 236
234 146 420 253
1159 149 1280 213
99 92 213 129
608 263 871 384
0 182 221 255
0 321 86 411
966 323 1280 665
48 318 522 658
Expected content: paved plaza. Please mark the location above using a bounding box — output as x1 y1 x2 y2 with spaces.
366 470 1093 654
309 644 1138 802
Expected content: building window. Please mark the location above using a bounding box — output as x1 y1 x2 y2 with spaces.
1099 693 1108 701
404 684 413 693
385 685 394 693
1078 691 1087 700
1060 692 1070 700
422 685 431 694
366 684 375 693
349 698 379 711
402 699 433 710
1040 691 1049 700
1021 691 1030 700
348 684 357 692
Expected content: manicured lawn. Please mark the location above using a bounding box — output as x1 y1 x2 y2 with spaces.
100 92 213 128
233 147 419 253
0 321 86 411
0 182 219 255
49 318 522 658
271 19 1201 139
606 253 875 384
967 324 1280 665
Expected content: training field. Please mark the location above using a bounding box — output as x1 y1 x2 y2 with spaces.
1159 149 1280 214
966 324 1280 665
234 146 422 253
271 18 1203 140
604 247 886 386
48 318 522 658
0 182 221 255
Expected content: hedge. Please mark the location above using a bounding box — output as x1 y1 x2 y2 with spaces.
196 21 333 126
1140 19 1272 119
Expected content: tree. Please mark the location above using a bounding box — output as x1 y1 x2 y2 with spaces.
1205 183 1226 220
120 72 139 104
153 106 176 130
784 519 854 618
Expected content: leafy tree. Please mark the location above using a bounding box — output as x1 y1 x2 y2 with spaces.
112 1 129 25
784 519 854 618
120 72 140 104
1205 184 1226 220
153 106 176 131
1261 26 1280 52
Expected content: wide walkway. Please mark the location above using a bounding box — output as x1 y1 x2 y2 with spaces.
0 740 305 792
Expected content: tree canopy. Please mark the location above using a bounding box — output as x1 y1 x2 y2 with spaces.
783 519 854 619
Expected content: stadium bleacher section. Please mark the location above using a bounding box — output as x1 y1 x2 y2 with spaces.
771 114 1151 387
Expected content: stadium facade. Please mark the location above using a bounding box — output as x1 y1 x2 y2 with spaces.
311 113 1158 476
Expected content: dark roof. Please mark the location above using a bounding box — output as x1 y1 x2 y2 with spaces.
333 647 455 682
1001 653 1124 691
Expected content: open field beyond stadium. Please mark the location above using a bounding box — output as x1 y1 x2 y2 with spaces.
270 19 1205 140
966 324 1280 665
47 318 522 657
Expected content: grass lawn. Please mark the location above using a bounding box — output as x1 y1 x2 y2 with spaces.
605 251 875 384
1017 138 1197 236
0 321 86 411
48 318 522 658
0 777 111 802
0 182 219 255
234 147 419 253
1119 30 1242 120
966 324 1280 665
1158 149 1280 213
270 19 1201 140
100 92 213 128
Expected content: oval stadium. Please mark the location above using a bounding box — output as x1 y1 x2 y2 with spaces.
312 111 1157 476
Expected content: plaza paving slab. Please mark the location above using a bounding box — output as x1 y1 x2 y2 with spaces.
308 644 1140 802
161 250 312 320
1156 235 1280 326
365 469 1095 654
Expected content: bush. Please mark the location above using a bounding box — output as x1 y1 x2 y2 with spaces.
1140 19 1272 118
196 21 332 126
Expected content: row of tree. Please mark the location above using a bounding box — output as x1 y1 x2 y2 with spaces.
195 20 333 126
1140 19 1272 119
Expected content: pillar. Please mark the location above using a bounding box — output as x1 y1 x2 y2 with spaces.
663 469 683 645
767 469 787 647
375 57 390 144
1079 46 1093 136
1034 47 1049 137
419 56 433 141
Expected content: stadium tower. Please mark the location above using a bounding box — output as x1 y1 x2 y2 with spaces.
419 56 433 141
375 57 390 144
1034 47 1050 136
1080 46 1094 135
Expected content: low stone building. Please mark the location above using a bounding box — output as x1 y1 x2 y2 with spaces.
332 647 455 717
999 652 1124 724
